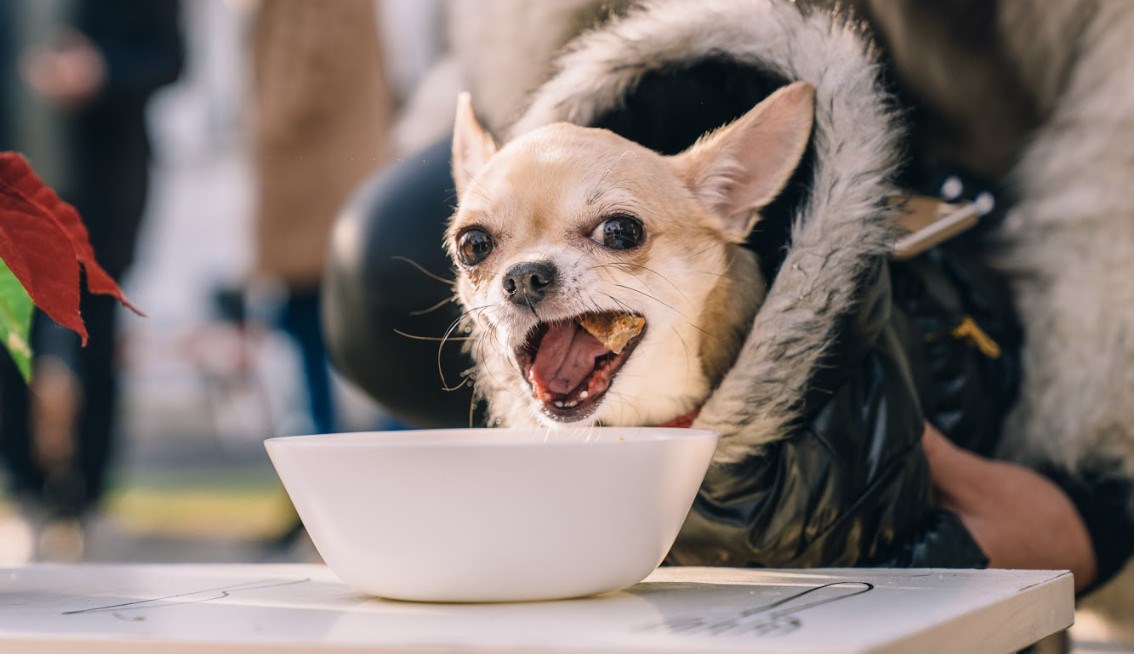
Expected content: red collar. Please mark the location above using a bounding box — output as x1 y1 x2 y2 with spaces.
658 407 702 428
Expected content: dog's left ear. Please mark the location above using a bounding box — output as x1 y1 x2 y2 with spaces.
452 93 498 200
673 81 814 242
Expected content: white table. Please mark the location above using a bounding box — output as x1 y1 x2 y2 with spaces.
0 564 1072 653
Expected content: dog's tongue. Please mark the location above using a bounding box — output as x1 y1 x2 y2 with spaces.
531 321 609 395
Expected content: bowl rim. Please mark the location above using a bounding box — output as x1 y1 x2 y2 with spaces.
264 427 720 450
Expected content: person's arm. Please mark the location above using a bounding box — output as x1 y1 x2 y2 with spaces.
75 0 183 101
922 422 1097 591
22 0 183 109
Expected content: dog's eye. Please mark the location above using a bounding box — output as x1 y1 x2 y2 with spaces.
592 214 644 250
457 228 494 266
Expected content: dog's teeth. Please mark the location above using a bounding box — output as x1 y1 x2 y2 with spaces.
565 400 578 408
579 391 589 399
554 401 565 408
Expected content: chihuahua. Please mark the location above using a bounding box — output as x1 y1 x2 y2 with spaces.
447 82 815 431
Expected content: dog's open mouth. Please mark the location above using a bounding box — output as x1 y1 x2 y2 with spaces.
515 312 646 421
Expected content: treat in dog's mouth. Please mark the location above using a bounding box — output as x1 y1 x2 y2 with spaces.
515 312 646 421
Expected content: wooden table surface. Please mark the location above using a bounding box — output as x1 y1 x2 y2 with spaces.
0 564 1073 653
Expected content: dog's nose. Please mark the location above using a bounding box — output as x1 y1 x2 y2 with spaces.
502 261 558 306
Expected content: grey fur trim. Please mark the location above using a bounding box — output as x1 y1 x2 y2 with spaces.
392 0 627 154
506 0 904 463
992 0 1134 477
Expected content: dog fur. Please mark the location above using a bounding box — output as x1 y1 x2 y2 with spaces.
449 83 815 445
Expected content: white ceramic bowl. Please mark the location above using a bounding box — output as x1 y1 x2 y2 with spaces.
265 427 719 602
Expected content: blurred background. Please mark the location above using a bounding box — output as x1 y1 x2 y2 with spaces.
0 0 445 565
0 1 1130 651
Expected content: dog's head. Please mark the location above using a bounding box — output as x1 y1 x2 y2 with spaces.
447 82 814 427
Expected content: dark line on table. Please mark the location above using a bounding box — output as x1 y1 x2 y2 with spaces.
62 578 311 615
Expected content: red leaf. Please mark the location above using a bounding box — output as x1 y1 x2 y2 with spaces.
0 185 84 341
0 152 143 345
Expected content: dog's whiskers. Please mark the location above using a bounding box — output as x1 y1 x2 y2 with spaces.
468 391 480 428
436 305 491 391
585 151 631 206
391 255 455 285
691 269 748 283
393 329 471 343
590 262 690 303
469 318 520 396
688 240 723 260
669 323 695 384
393 302 485 345
610 283 718 342
599 293 637 316
605 388 648 424
408 296 456 316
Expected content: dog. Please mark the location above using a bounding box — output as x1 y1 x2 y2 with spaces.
446 81 814 431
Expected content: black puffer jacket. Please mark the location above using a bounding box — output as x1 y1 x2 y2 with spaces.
670 250 1020 568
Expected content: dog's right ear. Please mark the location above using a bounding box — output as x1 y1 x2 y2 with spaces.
673 81 814 242
452 93 498 200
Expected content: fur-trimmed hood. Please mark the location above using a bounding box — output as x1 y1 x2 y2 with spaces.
503 0 903 462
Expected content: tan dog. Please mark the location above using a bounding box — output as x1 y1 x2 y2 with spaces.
448 82 814 429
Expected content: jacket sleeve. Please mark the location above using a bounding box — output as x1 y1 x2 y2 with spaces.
75 0 184 102
668 258 1006 569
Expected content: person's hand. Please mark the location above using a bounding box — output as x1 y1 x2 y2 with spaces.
21 30 106 107
922 422 1097 591
30 357 80 471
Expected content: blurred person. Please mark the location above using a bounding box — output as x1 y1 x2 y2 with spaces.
0 0 183 559
248 0 395 551
250 0 395 441
0 3 12 148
